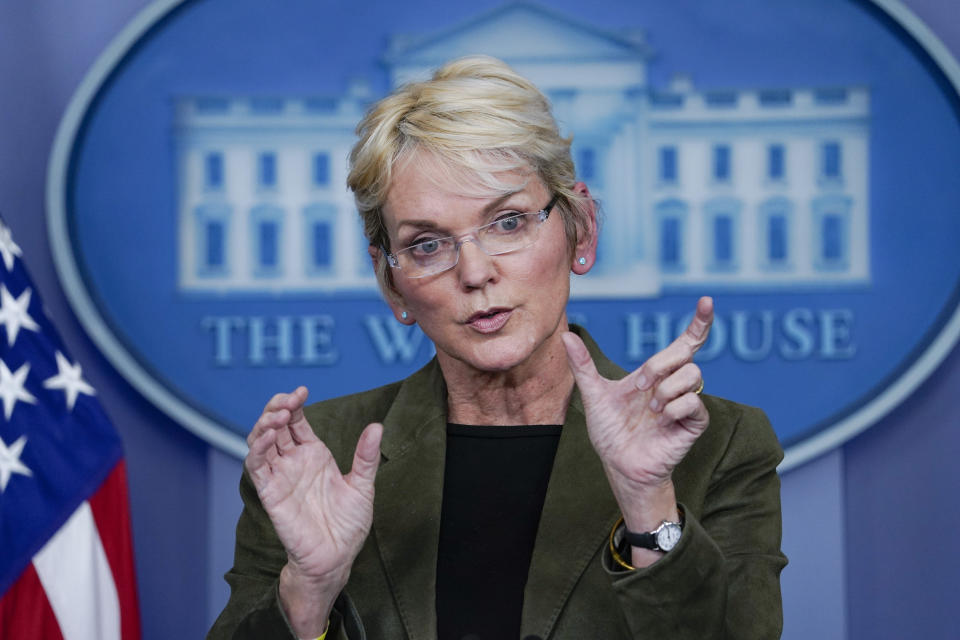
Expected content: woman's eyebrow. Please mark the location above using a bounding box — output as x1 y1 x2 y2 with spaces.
396 219 442 231
481 191 534 214
393 190 536 234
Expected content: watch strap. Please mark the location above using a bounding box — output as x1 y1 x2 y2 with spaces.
622 528 659 549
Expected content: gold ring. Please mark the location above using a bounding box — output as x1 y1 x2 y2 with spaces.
694 379 704 395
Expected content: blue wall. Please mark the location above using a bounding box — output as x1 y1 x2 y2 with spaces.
1 2 958 638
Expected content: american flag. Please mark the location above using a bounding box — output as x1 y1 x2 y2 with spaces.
0 217 140 639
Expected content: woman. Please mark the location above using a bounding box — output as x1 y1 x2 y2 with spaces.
209 56 786 640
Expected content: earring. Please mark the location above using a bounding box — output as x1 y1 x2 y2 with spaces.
578 257 587 265
401 311 408 320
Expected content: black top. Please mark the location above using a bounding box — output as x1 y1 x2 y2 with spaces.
436 423 562 640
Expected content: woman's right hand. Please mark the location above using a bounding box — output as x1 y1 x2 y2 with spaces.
245 386 383 637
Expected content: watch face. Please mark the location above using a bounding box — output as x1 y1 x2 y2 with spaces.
656 523 682 551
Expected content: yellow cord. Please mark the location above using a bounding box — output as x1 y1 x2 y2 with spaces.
608 517 636 571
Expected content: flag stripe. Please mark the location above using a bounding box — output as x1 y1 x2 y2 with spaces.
0 563 66 640
33 501 121 640
88 461 141 640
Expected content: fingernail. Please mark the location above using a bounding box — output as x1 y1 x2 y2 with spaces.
636 373 649 390
648 397 660 412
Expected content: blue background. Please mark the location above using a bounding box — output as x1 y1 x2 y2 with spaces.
64 0 960 447
2 1 959 638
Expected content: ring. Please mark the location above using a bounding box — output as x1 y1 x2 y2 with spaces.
694 379 704 395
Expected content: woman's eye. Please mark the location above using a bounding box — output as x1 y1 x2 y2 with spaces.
411 238 441 255
494 214 524 232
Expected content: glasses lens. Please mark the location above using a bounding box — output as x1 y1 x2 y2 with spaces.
397 237 457 277
478 212 543 255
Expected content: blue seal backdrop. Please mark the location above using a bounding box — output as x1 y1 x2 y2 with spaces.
48 0 960 464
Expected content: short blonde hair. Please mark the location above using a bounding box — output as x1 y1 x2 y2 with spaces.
347 55 592 293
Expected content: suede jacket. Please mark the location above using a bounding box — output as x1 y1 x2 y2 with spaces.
209 327 787 639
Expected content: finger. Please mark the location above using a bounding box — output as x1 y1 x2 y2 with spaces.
346 423 384 495
637 297 714 390
561 332 604 397
286 387 310 438
247 408 290 448
648 363 702 413
657 393 710 435
275 413 296 454
683 296 714 351
288 409 318 446
274 409 297 455
245 426 279 480
247 387 310 448
259 386 310 418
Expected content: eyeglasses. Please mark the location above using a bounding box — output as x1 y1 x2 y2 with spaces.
383 195 559 278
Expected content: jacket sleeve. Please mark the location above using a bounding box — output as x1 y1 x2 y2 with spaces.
602 404 787 639
205 469 359 640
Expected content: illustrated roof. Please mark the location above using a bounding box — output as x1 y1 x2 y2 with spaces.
384 1 651 66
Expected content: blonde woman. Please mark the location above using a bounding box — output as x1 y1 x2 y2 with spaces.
210 56 786 640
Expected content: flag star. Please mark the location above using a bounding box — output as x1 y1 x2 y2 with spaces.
0 285 40 346
0 360 37 420
0 434 32 492
44 351 96 411
0 221 23 272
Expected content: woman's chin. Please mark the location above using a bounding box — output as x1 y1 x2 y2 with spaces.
455 335 546 375
465 351 526 374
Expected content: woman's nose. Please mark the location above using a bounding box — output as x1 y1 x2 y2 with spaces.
455 238 497 288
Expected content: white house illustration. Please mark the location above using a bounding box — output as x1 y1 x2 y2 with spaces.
175 1 870 298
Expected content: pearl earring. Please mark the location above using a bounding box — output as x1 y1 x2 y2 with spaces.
401 311 408 320
578 257 587 265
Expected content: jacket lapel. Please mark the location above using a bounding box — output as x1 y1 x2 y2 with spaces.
520 328 624 639
371 328 625 640
372 360 448 640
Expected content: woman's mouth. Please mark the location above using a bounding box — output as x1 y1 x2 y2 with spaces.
466 308 512 333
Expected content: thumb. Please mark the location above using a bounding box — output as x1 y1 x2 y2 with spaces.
561 332 603 397
346 422 383 494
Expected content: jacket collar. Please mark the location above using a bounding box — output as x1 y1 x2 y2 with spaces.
521 328 623 639
371 358 448 639
371 326 622 640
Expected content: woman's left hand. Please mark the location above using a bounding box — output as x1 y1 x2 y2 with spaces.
562 296 713 535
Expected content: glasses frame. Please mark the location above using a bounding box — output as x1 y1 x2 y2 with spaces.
382 194 560 279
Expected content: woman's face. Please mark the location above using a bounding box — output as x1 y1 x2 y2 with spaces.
379 158 596 379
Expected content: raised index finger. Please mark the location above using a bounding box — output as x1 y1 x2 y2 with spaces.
637 297 713 389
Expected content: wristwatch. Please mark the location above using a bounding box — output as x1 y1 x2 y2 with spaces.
623 513 684 552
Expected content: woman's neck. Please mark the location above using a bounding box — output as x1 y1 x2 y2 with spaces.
440 331 576 426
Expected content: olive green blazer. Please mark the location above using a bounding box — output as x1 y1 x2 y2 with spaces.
209 328 786 639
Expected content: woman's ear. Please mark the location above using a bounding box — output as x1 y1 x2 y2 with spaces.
386 295 416 325
387 305 415 324
369 244 415 324
570 182 598 275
